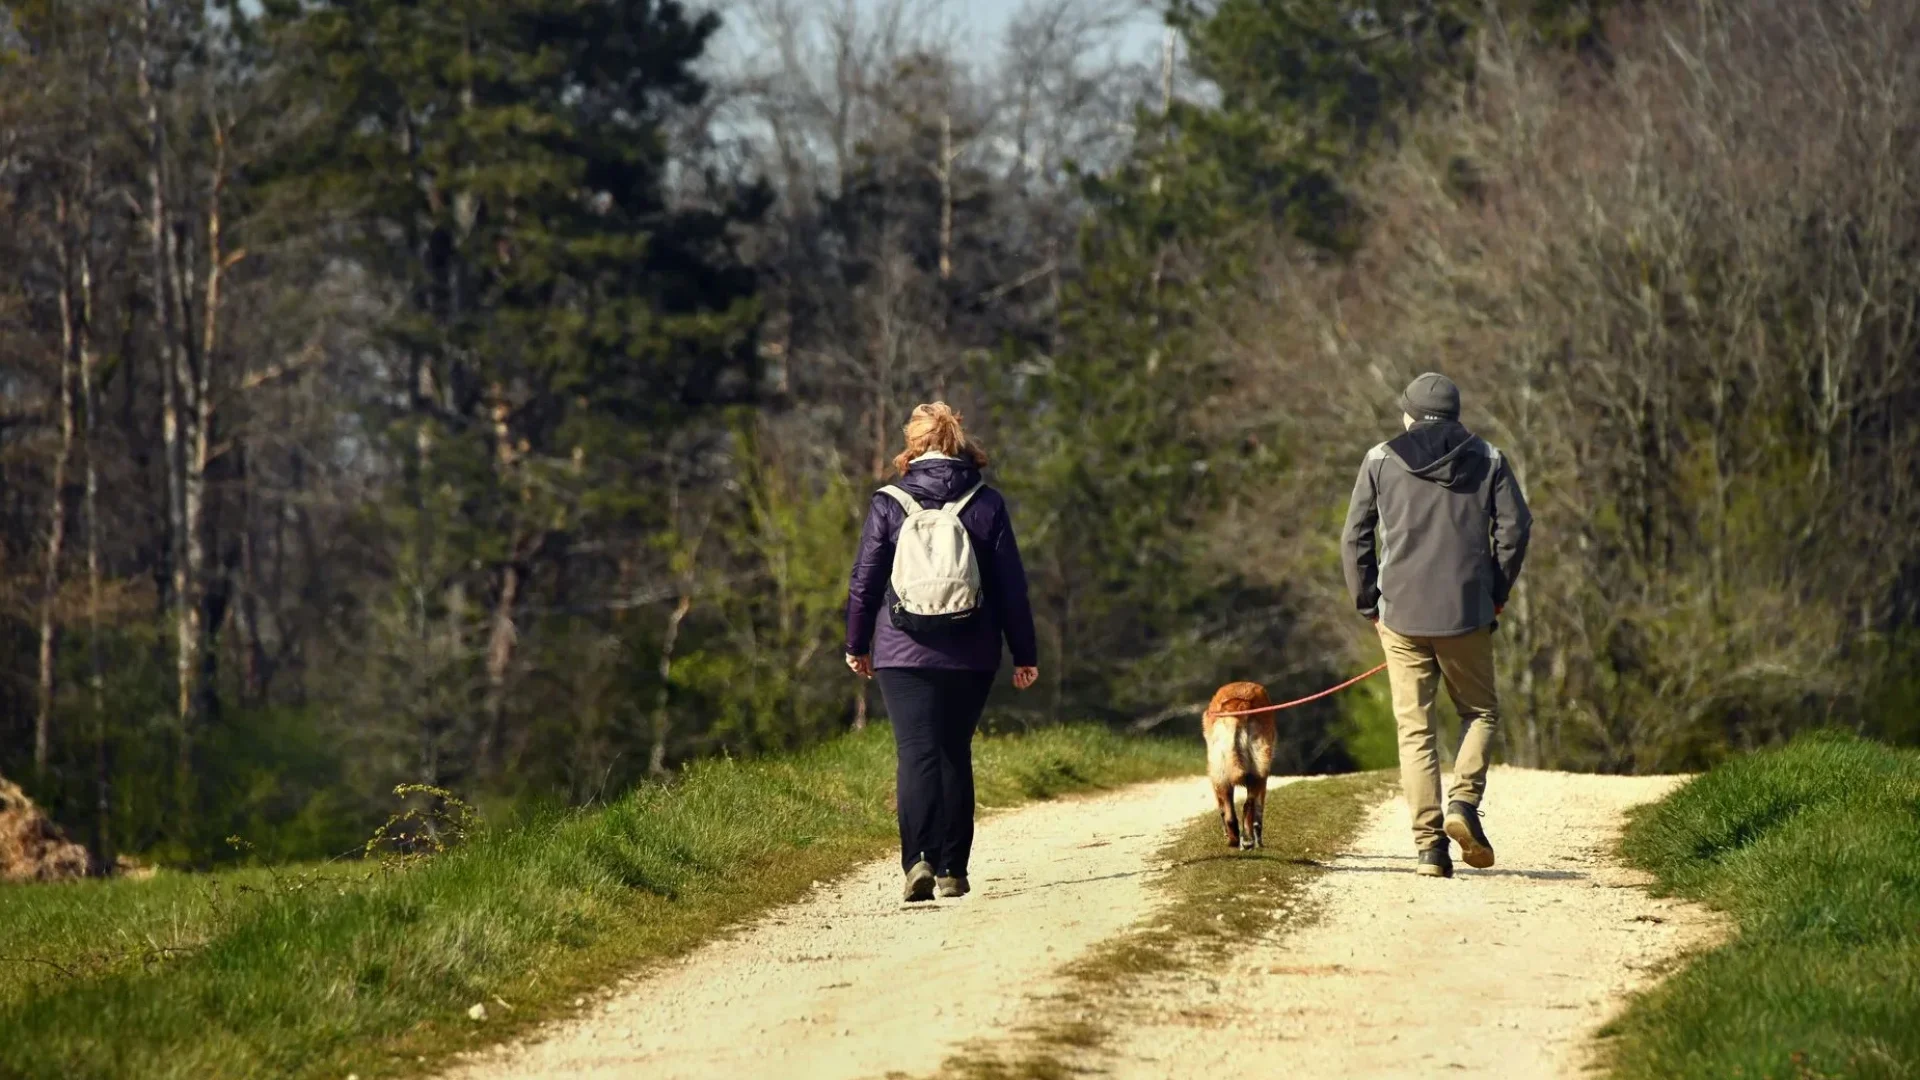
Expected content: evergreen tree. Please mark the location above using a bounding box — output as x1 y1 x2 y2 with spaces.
263 0 763 784
993 0 1611 738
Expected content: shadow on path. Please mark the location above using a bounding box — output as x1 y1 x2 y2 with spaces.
1310 859 1587 882
985 868 1152 898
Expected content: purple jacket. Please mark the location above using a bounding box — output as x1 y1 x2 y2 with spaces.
844 457 1039 671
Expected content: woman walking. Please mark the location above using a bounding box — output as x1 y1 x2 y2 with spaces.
845 403 1040 902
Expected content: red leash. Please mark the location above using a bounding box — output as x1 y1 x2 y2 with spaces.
1205 662 1389 717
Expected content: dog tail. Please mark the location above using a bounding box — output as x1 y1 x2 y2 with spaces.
1234 720 1253 774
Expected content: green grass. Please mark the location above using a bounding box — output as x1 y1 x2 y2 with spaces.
936 770 1393 1079
0 724 1194 1080
1606 732 1920 1080
0 862 370 1009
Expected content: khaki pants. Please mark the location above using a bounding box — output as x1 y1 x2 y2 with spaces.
1376 623 1498 851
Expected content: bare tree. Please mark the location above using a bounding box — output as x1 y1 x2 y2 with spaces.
35 193 80 775
1211 0 1920 770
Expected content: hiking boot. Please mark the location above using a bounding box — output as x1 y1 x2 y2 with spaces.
1445 801 1496 869
903 859 937 903
936 874 969 898
1417 845 1454 878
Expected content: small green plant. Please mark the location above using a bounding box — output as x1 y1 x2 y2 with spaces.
361 784 481 867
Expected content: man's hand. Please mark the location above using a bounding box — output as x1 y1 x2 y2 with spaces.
1013 666 1039 690
846 653 873 679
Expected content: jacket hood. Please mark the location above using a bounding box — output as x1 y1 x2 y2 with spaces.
896 456 984 504
1385 421 1484 492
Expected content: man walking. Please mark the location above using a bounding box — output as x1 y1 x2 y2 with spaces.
1341 373 1531 878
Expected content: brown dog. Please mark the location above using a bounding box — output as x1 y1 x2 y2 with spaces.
1202 681 1277 850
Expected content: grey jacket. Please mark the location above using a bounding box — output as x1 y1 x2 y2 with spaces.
1341 421 1532 637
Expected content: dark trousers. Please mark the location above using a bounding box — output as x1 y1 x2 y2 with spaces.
876 667 994 876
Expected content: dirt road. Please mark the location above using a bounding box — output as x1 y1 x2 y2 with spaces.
447 768 1716 1080
446 777 1218 1080
1101 768 1721 1078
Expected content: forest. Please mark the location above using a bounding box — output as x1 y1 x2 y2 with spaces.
3 0 1918 867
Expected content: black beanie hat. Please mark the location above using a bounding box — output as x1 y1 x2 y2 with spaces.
1398 372 1460 422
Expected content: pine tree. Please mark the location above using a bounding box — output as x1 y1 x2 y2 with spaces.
263 0 763 783
996 0 1611 724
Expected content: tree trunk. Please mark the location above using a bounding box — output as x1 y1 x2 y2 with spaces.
870 387 889 482
78 235 111 869
1514 580 1540 768
137 0 195 818
1051 579 1072 724
478 377 529 778
1160 28 1175 114
937 112 953 282
184 122 229 730
649 593 693 776
236 445 269 705
480 559 523 775
409 352 439 785
38 196 82 775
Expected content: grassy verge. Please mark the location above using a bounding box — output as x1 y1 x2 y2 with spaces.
1605 732 1920 1080
935 770 1393 1080
0 724 1194 1080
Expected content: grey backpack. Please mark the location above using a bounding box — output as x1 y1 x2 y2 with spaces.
880 482 986 635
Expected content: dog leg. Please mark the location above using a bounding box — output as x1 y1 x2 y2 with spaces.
1238 785 1257 850
1246 778 1267 849
1212 777 1240 848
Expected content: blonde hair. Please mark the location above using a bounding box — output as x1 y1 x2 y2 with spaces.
892 402 989 476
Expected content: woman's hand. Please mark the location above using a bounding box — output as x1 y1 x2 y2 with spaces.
846 654 873 679
1012 666 1039 690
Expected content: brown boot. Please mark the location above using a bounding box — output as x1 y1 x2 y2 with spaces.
1445 801 1496 869
936 874 969 898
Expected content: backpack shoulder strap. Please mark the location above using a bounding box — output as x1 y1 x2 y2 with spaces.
942 481 987 514
878 485 922 516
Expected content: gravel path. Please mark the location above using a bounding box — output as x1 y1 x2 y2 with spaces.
444 776 1223 1080
445 768 1717 1080
1101 767 1723 1079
